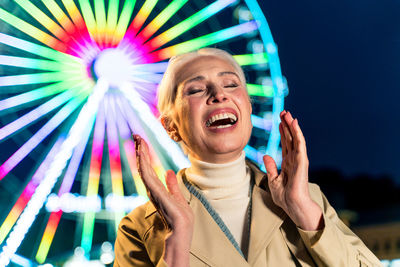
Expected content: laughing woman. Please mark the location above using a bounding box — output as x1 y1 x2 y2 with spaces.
114 48 381 267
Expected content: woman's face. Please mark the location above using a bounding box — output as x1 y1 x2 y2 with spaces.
168 56 253 164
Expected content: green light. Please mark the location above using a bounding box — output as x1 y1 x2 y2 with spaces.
233 53 269 66
94 0 106 34
106 0 119 38
247 84 273 97
78 0 97 37
0 72 87 87
41 0 73 31
113 0 136 43
0 80 86 112
81 212 96 254
138 0 188 42
131 0 158 33
0 55 81 72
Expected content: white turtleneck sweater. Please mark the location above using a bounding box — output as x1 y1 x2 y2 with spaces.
185 152 251 257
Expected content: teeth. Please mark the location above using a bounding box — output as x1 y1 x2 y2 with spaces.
206 112 237 127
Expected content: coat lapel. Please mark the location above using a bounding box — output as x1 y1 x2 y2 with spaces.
246 162 287 266
177 170 249 266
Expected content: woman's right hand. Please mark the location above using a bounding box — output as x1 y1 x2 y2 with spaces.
134 135 194 267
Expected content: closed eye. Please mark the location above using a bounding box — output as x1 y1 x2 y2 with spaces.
224 83 238 88
187 88 205 95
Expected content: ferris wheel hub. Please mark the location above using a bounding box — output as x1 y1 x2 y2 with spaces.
93 48 133 87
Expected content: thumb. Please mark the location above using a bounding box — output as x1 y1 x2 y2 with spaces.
165 170 186 203
263 155 278 182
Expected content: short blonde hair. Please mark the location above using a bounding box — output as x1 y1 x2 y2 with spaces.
157 48 246 119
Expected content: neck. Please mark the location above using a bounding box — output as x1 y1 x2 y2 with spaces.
189 150 243 164
186 151 249 200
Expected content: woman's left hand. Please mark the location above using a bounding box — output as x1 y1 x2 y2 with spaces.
263 110 324 231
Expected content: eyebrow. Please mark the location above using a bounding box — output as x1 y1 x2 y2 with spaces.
184 71 240 85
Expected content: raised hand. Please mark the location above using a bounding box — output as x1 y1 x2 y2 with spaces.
134 135 194 266
263 111 324 231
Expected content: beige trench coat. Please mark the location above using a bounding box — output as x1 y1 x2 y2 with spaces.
114 161 382 267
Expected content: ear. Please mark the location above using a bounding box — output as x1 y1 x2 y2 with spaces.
161 116 182 142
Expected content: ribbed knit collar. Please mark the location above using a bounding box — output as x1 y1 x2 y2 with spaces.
185 152 250 200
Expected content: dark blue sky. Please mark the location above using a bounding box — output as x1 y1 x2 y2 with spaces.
260 0 400 182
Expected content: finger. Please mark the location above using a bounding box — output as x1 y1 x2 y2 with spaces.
286 112 300 147
280 113 293 152
165 170 186 203
279 123 287 158
263 155 278 183
292 119 307 154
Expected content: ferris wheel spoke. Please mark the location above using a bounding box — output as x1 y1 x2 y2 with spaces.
0 55 79 72
0 137 64 245
94 0 107 46
124 0 159 42
0 86 88 141
112 0 136 46
40 0 75 35
77 0 97 42
104 94 126 231
105 0 119 45
148 20 258 62
0 80 83 111
131 62 168 73
113 95 146 196
233 53 269 66
35 110 95 264
81 100 106 254
0 7 67 52
0 72 85 87
247 83 274 97
13 0 72 45
135 0 189 45
251 114 272 132
142 0 236 52
0 33 82 63
61 0 88 32
129 72 164 84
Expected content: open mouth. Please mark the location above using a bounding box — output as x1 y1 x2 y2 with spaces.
205 112 238 128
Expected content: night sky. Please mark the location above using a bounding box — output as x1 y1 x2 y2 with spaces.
260 0 400 183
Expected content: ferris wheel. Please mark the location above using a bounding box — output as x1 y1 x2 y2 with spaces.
0 0 287 265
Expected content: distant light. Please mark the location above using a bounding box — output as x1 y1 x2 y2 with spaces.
101 242 113 253
247 39 264 54
105 194 147 212
74 247 85 257
100 252 114 265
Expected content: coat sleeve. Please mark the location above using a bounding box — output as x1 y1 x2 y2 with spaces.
114 215 168 267
297 186 382 267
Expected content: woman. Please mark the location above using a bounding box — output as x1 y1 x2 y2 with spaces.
114 48 381 266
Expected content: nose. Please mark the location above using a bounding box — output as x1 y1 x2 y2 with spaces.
207 86 228 104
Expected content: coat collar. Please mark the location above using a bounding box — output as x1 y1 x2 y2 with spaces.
144 160 287 266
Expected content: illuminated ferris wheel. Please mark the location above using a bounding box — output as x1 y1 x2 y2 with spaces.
0 0 287 265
